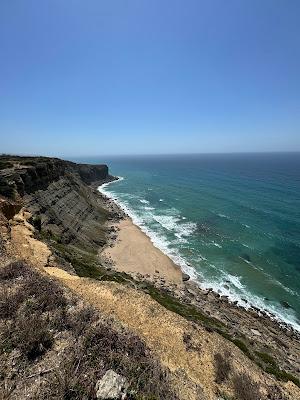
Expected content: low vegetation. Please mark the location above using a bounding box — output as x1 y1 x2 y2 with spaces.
0 155 51 168
232 373 261 400
44 236 300 391
255 351 300 388
0 261 178 399
214 351 231 384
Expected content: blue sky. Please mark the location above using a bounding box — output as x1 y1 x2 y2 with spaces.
0 0 299 156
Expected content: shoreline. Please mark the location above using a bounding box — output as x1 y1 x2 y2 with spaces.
97 183 300 385
2 156 300 396
98 179 300 337
99 177 198 280
103 211 300 335
103 217 184 284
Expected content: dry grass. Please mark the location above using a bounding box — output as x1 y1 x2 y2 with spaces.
182 332 202 354
0 261 177 399
233 373 261 400
214 351 231 384
266 385 288 399
0 261 32 280
13 310 54 360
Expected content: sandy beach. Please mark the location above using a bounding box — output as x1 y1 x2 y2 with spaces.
99 192 300 381
103 217 183 284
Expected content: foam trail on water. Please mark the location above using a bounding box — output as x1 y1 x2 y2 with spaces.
199 271 300 332
139 199 149 204
98 178 300 332
98 179 197 279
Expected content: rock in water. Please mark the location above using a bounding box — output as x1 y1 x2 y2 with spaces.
182 273 190 282
95 370 128 399
281 300 291 309
241 253 251 262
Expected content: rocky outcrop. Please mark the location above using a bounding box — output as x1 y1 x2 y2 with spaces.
0 196 22 220
0 156 115 252
95 370 128 399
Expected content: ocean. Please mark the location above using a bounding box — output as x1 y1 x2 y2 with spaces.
73 153 300 331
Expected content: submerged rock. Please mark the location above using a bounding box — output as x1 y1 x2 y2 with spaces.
281 300 291 309
241 253 251 262
95 370 128 399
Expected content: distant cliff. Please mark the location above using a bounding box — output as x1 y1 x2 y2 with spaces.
0 155 115 253
0 156 110 200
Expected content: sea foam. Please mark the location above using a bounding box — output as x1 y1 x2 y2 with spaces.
98 180 198 279
98 178 300 333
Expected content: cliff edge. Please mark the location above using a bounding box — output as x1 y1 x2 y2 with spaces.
0 155 116 255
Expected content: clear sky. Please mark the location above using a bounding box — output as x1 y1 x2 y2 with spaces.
0 0 299 156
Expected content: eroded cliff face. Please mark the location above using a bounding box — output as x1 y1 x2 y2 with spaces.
0 156 114 253
0 156 109 199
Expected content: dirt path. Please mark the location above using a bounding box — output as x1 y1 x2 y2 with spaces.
8 210 51 268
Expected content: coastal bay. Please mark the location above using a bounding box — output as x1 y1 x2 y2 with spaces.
1 155 300 399
97 180 300 392
95 153 300 333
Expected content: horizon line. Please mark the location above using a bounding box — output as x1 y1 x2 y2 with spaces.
2 150 300 159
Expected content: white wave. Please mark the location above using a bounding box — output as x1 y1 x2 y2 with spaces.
271 278 299 298
99 176 124 190
152 215 180 231
144 206 155 211
178 222 197 237
200 272 300 332
239 256 251 265
217 212 251 229
238 256 265 273
242 223 250 228
152 214 197 240
217 213 230 219
139 199 149 204
226 274 245 290
242 243 251 248
98 182 197 279
211 241 222 248
98 179 300 333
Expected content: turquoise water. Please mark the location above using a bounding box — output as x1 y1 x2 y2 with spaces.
74 153 300 331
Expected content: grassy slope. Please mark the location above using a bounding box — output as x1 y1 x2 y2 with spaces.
0 261 177 399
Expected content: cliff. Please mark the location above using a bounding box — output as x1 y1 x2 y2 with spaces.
0 155 110 200
0 155 115 255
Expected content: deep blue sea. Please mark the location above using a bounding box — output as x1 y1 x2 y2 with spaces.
72 153 300 331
